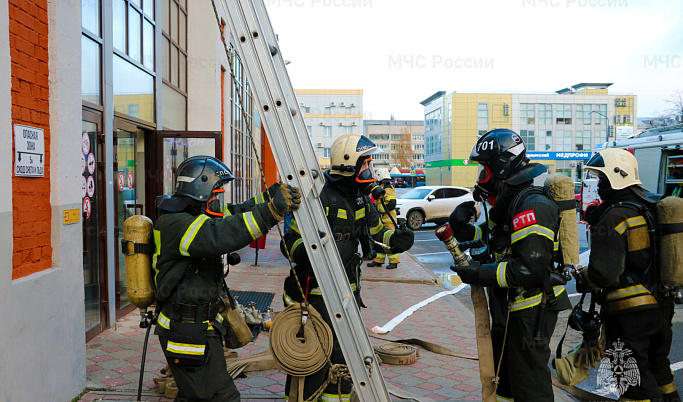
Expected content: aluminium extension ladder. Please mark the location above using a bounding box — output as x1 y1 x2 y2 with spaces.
219 0 392 400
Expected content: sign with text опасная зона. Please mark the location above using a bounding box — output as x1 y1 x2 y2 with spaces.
14 124 44 177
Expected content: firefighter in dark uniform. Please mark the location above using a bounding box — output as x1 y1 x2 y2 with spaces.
153 156 301 402
575 148 680 401
448 129 571 401
281 134 415 402
367 168 400 269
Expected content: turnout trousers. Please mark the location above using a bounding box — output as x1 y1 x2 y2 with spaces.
283 292 353 402
604 302 679 401
492 305 559 401
159 335 240 402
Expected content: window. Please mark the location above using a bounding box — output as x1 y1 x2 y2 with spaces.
323 148 331 158
538 104 552 125
477 103 488 125
595 130 607 143
163 0 186 91
444 188 468 198
519 130 535 151
520 103 535 125
344 126 353 134
413 154 424 160
324 126 332 137
324 107 331 114
303 107 310 113
413 144 424 150
538 130 552 151
575 130 592 151
478 130 487 136
555 130 572 151
576 104 592 125
391 134 402 141
556 104 572 125
593 104 607 125
412 134 424 141
369 134 389 140
432 189 446 199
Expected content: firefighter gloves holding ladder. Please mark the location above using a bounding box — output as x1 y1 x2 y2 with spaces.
268 183 301 221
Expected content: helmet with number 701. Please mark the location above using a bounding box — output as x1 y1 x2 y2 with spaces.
469 128 546 186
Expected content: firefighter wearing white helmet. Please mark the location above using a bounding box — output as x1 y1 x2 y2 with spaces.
575 148 679 401
368 168 400 269
281 133 414 401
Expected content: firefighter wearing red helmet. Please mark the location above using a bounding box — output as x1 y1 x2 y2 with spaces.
280 134 414 401
154 156 301 401
448 128 571 401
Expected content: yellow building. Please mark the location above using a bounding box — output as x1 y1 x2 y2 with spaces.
421 83 637 188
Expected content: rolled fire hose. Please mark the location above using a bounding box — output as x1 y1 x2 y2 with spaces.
435 223 497 402
269 303 333 377
373 343 418 365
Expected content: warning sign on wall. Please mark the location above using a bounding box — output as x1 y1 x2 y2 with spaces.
14 125 44 177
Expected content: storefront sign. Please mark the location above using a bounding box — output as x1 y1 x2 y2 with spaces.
14 124 44 177
527 152 590 160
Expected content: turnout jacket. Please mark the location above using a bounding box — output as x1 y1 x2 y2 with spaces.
153 191 279 335
580 189 659 315
281 175 398 302
456 184 571 316
375 182 397 227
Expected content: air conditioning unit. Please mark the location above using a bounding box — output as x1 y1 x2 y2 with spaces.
350 103 356 107
319 122 325 126
625 114 632 124
300 102 306 107
339 122 344 126
330 102 336 107
503 104 510 116
615 114 623 124
317 142 324 147
340 102 346 107
351 122 357 126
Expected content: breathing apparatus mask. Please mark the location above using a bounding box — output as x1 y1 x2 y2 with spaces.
473 165 499 206
355 157 385 200
205 186 226 217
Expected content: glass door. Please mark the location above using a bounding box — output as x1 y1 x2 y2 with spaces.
83 109 108 341
114 119 148 318
154 131 221 219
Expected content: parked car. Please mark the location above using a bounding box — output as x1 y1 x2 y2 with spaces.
396 186 480 230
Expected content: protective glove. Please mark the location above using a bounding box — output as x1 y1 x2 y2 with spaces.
267 182 280 199
377 201 387 213
269 183 302 221
389 227 414 253
574 329 605 370
449 201 477 228
450 259 480 284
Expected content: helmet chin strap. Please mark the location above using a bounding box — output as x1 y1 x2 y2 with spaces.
205 188 225 218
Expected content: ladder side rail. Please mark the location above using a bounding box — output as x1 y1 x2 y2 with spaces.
220 0 390 400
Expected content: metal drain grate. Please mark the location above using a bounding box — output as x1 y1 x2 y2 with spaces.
229 290 275 312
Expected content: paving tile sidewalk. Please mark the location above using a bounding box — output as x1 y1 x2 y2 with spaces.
80 229 573 401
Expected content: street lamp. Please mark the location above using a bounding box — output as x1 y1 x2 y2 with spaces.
590 110 610 143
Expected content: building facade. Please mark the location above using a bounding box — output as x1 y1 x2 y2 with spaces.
364 119 424 171
421 83 637 187
295 89 363 169
1 1 276 399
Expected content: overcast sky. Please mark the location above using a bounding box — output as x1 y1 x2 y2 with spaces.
264 0 683 121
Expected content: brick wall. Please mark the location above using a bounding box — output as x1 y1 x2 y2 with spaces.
9 0 51 279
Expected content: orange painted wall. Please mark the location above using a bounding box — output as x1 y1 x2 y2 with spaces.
261 124 277 187
9 0 52 279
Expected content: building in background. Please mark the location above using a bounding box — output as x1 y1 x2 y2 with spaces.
295 89 363 169
364 119 424 171
1 1 277 399
421 83 636 187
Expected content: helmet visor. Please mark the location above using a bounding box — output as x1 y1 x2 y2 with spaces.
356 158 377 183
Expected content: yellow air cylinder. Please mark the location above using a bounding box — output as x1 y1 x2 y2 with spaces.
122 215 155 309
657 196 683 287
544 175 580 266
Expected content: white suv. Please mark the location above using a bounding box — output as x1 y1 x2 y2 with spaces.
396 186 480 230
